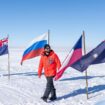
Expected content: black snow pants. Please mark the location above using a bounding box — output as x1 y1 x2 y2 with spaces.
43 76 56 99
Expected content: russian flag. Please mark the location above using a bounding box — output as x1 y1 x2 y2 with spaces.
0 37 8 56
21 33 48 65
54 35 84 80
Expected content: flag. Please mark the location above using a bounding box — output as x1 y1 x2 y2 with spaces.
71 41 105 72
0 37 8 56
21 32 48 65
54 35 83 80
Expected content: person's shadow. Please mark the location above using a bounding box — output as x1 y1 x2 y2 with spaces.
57 84 105 101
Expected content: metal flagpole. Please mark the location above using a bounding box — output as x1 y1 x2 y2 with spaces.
7 35 10 80
82 31 89 99
48 29 50 44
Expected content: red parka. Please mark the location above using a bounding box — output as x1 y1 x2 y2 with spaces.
38 50 61 77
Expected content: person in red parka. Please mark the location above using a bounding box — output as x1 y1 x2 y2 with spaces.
38 44 61 102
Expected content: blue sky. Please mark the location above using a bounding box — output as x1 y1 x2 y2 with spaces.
0 0 105 48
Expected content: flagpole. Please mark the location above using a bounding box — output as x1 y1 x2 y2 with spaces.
7 35 10 80
48 29 50 44
82 31 89 99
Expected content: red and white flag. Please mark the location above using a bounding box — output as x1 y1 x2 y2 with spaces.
54 35 84 80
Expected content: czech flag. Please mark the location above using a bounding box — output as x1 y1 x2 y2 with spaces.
54 35 84 80
0 37 8 56
21 33 48 65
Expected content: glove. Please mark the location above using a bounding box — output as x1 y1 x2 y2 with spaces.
38 74 41 78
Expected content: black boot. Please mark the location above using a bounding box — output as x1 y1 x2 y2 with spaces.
49 89 57 101
41 96 47 102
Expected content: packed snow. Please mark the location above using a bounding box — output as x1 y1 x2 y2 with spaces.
0 48 105 105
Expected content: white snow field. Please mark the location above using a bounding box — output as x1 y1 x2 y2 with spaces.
0 48 105 105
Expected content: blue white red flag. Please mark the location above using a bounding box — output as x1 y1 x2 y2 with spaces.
21 33 48 65
0 37 8 56
54 35 83 80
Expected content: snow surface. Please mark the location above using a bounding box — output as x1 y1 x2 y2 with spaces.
0 48 105 105
95 100 105 105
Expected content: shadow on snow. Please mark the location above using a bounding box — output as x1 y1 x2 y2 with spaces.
2 72 44 77
2 72 105 101
60 75 105 81
57 84 105 101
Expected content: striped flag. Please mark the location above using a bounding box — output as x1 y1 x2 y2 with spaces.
0 37 8 56
21 32 48 65
54 35 84 80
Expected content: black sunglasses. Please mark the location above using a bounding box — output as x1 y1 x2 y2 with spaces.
45 47 50 50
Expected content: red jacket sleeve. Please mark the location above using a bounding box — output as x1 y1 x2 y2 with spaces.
55 54 61 70
38 56 43 77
